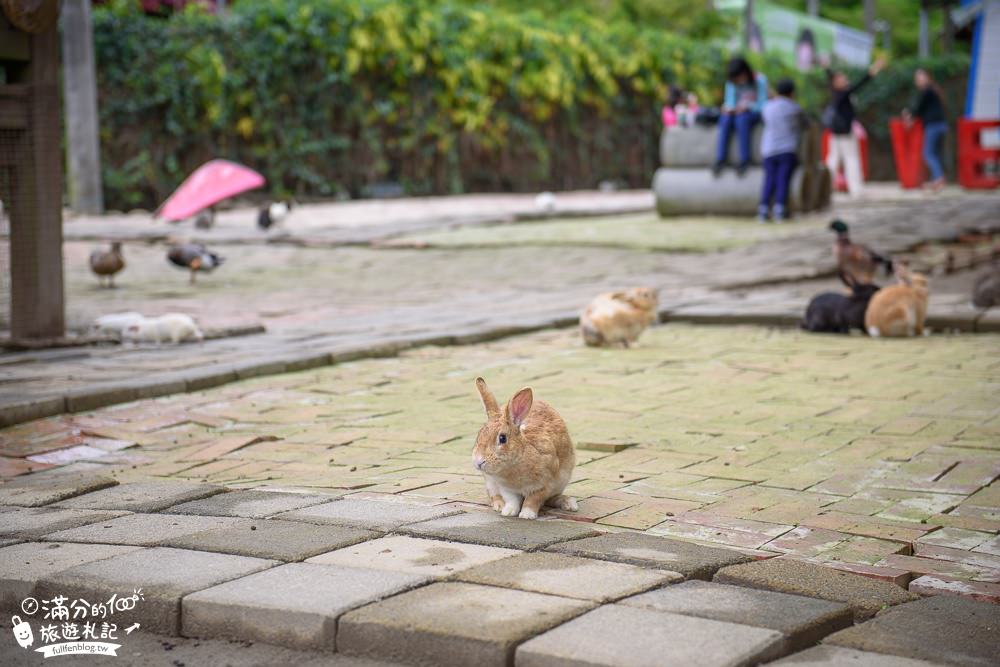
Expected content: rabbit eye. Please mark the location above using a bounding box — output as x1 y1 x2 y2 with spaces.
498 433 507 445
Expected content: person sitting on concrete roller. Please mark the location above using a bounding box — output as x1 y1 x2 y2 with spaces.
712 57 769 178
824 56 886 197
758 79 803 223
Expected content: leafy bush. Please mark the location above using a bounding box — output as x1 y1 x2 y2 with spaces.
94 0 729 208
92 1 968 208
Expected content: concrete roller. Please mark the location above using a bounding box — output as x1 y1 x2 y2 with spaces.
660 120 821 169
653 166 812 216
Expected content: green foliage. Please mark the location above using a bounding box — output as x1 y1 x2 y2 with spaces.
850 54 969 143
92 1 969 207
94 0 732 208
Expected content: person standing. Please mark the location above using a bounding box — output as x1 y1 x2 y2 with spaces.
759 79 803 222
824 57 886 196
903 68 948 192
713 57 769 177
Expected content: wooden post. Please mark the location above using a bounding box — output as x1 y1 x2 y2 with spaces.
61 0 104 214
8 25 65 339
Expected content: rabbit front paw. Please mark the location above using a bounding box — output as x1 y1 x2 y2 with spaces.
518 507 538 519
490 498 505 512
501 502 521 517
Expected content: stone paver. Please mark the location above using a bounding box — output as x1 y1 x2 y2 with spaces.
42 513 249 546
715 558 918 620
2 318 999 599
0 541 142 611
547 532 749 579
766 646 950 667
0 474 118 507
166 489 335 518
35 547 277 634
164 519 375 561
0 625 402 667
400 511 601 550
515 604 785 667
338 582 592 667
456 551 678 602
824 595 1000 667
306 535 519 576
182 562 428 650
277 497 462 531
2 192 995 431
0 507 130 540
621 580 853 651
56 480 224 512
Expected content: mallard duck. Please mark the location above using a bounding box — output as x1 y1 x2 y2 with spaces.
89 242 125 288
167 242 224 285
829 219 892 284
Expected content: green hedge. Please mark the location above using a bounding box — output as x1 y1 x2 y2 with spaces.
93 1 968 208
95 0 729 208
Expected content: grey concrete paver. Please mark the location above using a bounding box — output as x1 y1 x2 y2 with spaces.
515 604 785 667
35 547 277 634
182 562 429 650
546 531 750 579
0 620 404 667
765 646 950 667
276 497 462 531
715 558 918 620
456 551 678 602
400 511 601 549
165 489 335 518
56 480 224 512
306 535 520 576
337 582 593 667
621 580 853 651
0 541 142 611
0 474 118 507
42 513 249 546
823 595 1000 667
164 519 375 561
0 507 131 540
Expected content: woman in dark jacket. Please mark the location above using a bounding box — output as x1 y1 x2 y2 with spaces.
903 68 948 192
824 57 885 196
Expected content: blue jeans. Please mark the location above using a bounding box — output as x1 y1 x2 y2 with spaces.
759 152 798 215
716 110 760 166
923 121 947 181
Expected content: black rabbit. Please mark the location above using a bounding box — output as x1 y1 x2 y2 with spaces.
802 272 880 334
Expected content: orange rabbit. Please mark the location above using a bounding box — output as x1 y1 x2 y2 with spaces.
472 378 577 520
865 268 929 338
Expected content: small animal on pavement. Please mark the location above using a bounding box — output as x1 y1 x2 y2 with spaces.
89 242 125 288
580 287 659 347
829 219 892 284
167 242 225 285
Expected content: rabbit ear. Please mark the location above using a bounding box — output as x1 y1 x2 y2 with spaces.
838 271 856 289
475 377 500 419
506 387 533 428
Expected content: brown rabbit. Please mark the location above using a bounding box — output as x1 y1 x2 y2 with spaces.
865 268 929 338
473 377 577 519
580 287 659 347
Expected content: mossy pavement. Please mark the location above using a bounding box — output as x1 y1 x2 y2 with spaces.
3 324 998 592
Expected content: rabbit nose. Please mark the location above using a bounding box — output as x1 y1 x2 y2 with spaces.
473 456 486 470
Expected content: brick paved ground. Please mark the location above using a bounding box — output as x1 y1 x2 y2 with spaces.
3 324 998 591
2 190 997 427
1 188 999 664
